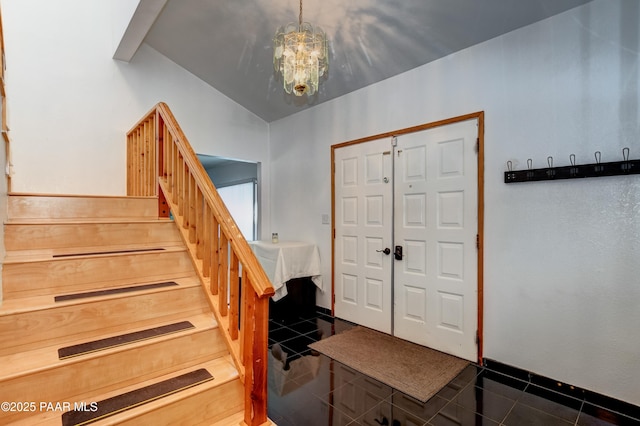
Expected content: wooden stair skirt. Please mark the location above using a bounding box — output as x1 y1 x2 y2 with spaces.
0 194 249 425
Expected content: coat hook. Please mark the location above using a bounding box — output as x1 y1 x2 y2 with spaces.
622 147 631 172
526 158 534 179
594 151 603 173
546 156 555 178
569 154 578 176
505 160 515 182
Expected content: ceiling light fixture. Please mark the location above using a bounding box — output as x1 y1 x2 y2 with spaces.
273 0 328 97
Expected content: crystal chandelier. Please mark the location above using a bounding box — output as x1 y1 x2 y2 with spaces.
273 0 329 96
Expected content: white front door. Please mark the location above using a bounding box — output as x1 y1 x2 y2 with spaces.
393 119 478 361
334 138 393 334
333 118 479 361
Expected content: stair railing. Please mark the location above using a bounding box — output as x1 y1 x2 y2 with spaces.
126 102 274 426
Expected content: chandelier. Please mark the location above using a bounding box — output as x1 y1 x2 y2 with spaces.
273 0 329 96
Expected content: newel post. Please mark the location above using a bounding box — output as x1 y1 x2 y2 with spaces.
243 290 269 426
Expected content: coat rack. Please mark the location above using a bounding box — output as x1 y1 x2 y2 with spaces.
504 148 640 183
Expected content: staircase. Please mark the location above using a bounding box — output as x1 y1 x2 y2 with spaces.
0 194 247 425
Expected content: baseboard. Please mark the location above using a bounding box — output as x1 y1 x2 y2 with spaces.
483 358 640 421
315 306 331 317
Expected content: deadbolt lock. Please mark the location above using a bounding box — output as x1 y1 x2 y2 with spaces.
394 245 403 260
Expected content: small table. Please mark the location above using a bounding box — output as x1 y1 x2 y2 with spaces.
249 240 322 302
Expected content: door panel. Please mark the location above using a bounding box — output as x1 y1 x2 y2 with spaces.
393 119 478 361
334 138 393 333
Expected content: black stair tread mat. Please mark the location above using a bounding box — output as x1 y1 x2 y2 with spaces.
61 368 214 426
53 247 165 258
55 281 179 302
58 321 195 359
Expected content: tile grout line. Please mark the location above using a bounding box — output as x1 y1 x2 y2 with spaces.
498 394 519 425
575 399 586 426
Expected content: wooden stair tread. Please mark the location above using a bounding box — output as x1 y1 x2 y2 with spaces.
0 276 201 315
209 411 277 426
8 194 160 221
4 220 182 253
210 410 245 426
54 281 180 302
8 356 240 426
5 217 173 224
3 243 187 263
78 356 240 426
8 192 157 199
61 368 215 426
0 313 219 381
2 252 198 300
57 320 196 359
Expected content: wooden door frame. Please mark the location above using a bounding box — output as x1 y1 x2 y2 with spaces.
330 111 485 364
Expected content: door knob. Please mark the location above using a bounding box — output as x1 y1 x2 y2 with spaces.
376 248 391 255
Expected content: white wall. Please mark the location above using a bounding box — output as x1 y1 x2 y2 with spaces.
0 0 269 197
269 0 640 405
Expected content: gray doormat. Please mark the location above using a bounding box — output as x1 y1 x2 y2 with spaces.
309 326 468 402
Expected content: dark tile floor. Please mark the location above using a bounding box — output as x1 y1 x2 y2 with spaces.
267 311 640 426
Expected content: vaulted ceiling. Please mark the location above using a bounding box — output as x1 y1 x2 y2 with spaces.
117 0 593 122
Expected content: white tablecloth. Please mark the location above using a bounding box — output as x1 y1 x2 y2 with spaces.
249 241 322 301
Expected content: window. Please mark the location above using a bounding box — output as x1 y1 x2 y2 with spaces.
217 180 257 241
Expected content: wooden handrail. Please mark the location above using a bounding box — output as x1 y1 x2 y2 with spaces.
126 102 274 426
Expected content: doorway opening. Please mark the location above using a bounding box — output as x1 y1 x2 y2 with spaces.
197 154 259 241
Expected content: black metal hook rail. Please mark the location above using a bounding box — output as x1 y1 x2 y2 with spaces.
504 149 640 183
